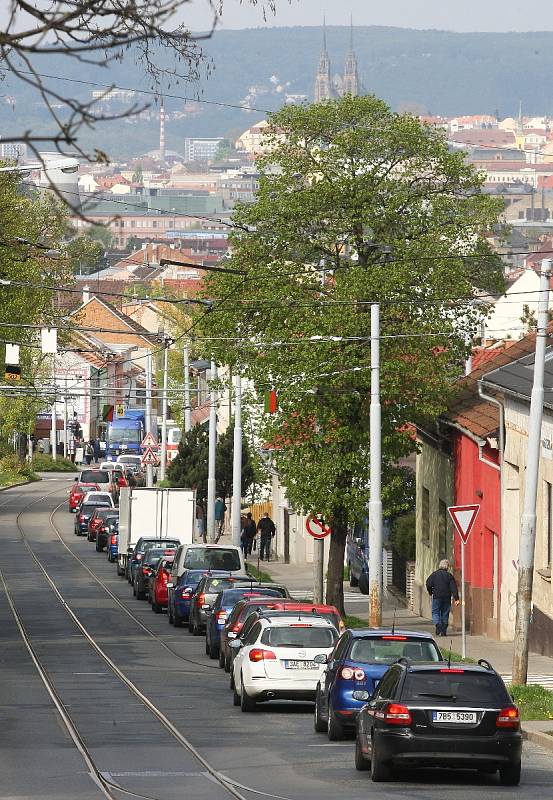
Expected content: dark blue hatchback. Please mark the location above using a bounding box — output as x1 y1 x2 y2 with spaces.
205 585 287 659
314 629 442 740
168 569 228 627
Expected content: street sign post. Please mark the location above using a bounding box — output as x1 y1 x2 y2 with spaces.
141 446 159 467
448 504 480 658
141 432 157 449
305 515 331 604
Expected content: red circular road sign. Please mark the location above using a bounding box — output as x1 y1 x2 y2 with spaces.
305 514 331 539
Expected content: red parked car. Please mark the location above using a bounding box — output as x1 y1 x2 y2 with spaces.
87 508 118 542
150 554 175 614
68 482 100 512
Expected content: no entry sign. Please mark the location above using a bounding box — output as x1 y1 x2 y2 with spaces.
305 514 331 540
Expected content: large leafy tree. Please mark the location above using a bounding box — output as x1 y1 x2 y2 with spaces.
0 172 74 439
199 95 504 614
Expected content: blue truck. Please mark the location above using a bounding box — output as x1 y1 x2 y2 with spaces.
105 409 146 461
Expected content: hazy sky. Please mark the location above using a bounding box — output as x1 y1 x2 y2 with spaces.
183 0 553 32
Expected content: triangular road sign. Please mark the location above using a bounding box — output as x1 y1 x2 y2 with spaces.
448 504 480 545
141 432 157 449
141 446 159 466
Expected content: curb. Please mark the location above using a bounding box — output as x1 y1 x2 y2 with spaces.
0 479 38 492
523 728 553 753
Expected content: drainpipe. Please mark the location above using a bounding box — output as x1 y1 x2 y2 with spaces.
439 419 500 472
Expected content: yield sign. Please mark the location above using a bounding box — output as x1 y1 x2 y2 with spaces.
448 504 480 545
141 432 157 449
141 446 159 466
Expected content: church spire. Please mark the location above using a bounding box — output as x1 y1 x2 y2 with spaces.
343 17 359 96
314 18 333 103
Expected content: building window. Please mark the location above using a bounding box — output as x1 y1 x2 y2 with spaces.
152 221 157 228
131 220 136 228
546 481 553 567
421 487 430 544
438 499 447 557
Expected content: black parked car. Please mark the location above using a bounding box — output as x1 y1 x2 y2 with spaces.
355 659 522 785
96 513 119 552
133 547 172 600
74 500 112 535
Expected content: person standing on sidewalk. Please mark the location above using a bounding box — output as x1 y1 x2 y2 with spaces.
426 559 460 636
257 512 276 561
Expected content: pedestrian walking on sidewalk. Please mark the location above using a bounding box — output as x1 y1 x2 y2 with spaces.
241 512 256 557
257 512 276 561
426 559 460 636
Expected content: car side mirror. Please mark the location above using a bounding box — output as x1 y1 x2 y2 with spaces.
313 653 328 664
229 639 242 649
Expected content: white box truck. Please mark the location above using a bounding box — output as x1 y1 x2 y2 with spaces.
117 487 195 577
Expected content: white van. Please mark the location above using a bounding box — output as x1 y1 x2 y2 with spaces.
171 543 247 581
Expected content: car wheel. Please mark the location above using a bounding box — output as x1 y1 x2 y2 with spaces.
355 735 370 771
205 638 210 655
224 653 231 673
218 648 226 669
95 541 102 552
327 701 344 741
349 566 359 588
230 670 235 690
208 638 219 660
499 761 521 786
152 601 161 614
188 618 194 634
168 605 174 624
136 582 145 601
240 676 256 712
116 563 124 577
174 612 184 628
232 675 240 706
370 737 392 783
192 620 201 636
314 686 327 733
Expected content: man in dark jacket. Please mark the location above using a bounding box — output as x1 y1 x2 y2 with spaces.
257 512 276 561
426 559 460 636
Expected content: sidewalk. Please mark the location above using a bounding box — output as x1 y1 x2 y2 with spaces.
250 556 553 678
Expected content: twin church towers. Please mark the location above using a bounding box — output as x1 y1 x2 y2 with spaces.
314 21 360 103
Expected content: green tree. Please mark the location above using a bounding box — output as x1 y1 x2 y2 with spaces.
199 95 504 614
65 235 104 275
132 165 144 185
167 421 255 509
214 139 234 161
84 224 113 250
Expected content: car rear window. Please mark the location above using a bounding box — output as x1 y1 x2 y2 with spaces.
261 626 337 648
205 577 239 592
141 539 179 552
144 548 167 564
402 671 509 705
223 589 283 605
349 637 441 664
183 547 241 571
80 471 109 484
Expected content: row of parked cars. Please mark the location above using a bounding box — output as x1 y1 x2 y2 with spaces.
69 474 523 787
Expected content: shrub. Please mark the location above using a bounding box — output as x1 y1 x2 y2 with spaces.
390 512 416 561
31 454 76 472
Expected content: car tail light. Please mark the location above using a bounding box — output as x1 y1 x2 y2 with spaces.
440 668 465 673
231 622 243 633
196 592 205 607
142 566 151 575
216 610 227 623
381 635 407 641
496 706 520 729
341 666 366 681
136 553 143 561
181 588 193 599
79 514 85 521
111 535 117 545
377 703 412 726
249 648 276 662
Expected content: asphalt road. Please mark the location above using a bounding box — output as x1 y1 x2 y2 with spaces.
1 478 552 800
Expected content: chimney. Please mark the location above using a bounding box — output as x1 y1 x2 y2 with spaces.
82 285 90 304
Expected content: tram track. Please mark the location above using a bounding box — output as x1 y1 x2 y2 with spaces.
1 482 253 800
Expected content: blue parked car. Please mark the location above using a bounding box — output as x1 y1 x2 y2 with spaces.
346 526 369 592
168 569 227 627
205 584 288 659
107 520 119 562
314 629 443 740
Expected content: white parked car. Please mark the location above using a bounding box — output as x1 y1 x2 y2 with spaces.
231 615 338 711
100 461 124 473
81 490 115 508
116 455 142 468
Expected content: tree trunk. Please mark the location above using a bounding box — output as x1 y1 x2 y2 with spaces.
325 507 348 617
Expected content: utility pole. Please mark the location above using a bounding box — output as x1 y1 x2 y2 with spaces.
63 373 68 458
231 374 242 548
50 355 57 460
368 303 383 627
159 339 169 482
512 258 552 684
206 360 218 542
183 343 191 433
145 351 154 488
